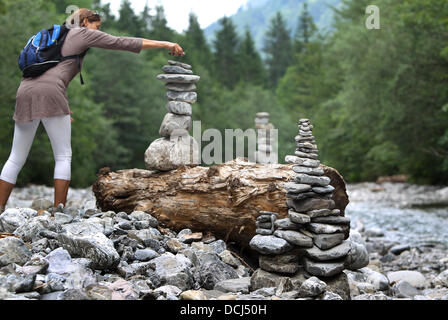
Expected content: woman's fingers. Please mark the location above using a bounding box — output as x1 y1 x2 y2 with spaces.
169 43 185 56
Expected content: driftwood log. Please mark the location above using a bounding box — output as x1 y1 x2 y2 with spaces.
92 158 349 248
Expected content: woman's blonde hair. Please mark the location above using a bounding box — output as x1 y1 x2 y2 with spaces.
67 8 101 28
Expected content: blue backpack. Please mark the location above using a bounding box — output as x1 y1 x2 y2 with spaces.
18 23 88 84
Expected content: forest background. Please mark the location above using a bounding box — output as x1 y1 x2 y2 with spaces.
0 0 447 187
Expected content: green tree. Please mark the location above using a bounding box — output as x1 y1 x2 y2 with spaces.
213 16 241 89
294 2 317 53
238 27 267 87
263 11 293 88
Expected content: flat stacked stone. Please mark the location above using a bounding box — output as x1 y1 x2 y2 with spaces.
254 112 278 164
283 118 351 277
145 61 201 171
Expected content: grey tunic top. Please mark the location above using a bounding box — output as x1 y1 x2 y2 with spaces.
13 27 143 122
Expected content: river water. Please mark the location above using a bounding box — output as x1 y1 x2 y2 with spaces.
345 182 448 247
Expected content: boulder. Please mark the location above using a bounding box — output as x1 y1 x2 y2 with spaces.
57 222 120 270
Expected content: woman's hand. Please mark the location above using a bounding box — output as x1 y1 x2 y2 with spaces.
70 110 74 123
167 42 185 57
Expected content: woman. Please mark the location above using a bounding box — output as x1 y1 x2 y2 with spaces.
0 8 185 214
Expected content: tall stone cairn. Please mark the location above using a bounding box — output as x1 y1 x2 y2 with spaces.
250 118 368 279
144 60 201 171
254 112 278 163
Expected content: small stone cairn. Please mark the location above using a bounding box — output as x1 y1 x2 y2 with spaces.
254 112 278 164
250 118 361 279
144 60 201 171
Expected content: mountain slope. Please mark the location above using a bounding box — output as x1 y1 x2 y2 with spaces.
204 0 342 54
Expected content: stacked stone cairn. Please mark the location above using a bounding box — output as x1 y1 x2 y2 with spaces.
254 112 277 164
144 60 200 171
250 118 363 281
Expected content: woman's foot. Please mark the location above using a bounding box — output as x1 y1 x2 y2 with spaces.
49 203 65 215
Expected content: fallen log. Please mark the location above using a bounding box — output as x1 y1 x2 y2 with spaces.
92 158 349 248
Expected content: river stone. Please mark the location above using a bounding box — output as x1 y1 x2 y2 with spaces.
0 236 32 267
257 215 272 223
258 254 299 275
166 91 197 104
312 216 351 225
0 274 36 293
159 113 192 137
286 191 319 201
144 136 199 171
433 270 448 287
249 235 294 255
307 223 349 234
303 257 345 277
393 280 420 298
180 290 207 300
294 150 318 159
285 156 320 168
256 228 273 235
292 166 324 176
307 208 341 218
31 198 53 211
274 218 301 230
157 74 200 84
305 241 351 261
293 174 330 187
256 221 272 229
345 241 369 270
21 254 49 275
255 117 269 125
298 276 327 298
259 211 279 217
250 268 295 292
214 277 251 294
312 185 335 194
57 222 120 270
297 142 318 150
134 248 159 262
165 101 192 116
168 60 192 70
197 252 239 290
149 253 193 291
0 208 36 233
386 271 427 289
162 65 193 75
287 198 335 213
288 210 311 224
165 82 197 93
313 233 345 250
273 230 313 247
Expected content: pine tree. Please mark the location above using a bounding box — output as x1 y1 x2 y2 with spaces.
183 12 213 68
294 2 317 53
263 11 293 88
213 16 241 89
238 27 267 87
116 0 144 37
148 5 175 41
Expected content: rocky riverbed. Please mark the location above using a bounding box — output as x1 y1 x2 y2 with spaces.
0 183 447 300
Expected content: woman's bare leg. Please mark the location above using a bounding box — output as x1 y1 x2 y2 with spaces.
54 179 70 209
0 179 14 209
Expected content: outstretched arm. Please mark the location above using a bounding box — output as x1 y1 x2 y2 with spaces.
142 39 185 56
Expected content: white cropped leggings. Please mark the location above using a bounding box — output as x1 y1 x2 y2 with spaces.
0 114 72 184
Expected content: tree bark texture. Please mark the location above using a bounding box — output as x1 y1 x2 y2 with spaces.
92 158 349 248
